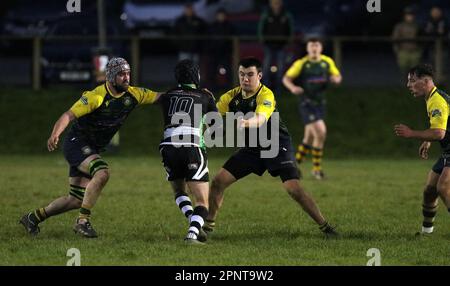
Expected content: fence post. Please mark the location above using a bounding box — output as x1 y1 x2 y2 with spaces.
131 36 140 85
332 37 342 69
434 38 443 83
32 36 41 91
232 36 240 86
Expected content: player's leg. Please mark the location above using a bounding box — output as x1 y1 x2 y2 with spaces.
185 181 209 244
207 168 237 224
19 176 89 236
296 103 314 163
171 180 194 219
282 178 337 237
72 154 109 238
417 169 440 235
436 166 450 216
296 125 313 164
309 119 327 179
206 149 259 232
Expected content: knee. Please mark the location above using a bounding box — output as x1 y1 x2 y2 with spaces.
211 176 227 192
436 183 449 195
68 195 82 208
95 169 110 185
315 130 327 142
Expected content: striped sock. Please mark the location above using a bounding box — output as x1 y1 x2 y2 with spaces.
187 206 208 240
295 143 312 163
78 205 91 221
422 204 438 233
312 147 324 172
175 192 194 219
29 208 48 224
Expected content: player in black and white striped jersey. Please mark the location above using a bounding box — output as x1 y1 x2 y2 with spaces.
158 59 217 244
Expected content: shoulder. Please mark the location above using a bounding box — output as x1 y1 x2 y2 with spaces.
258 85 275 99
81 84 107 101
223 86 241 98
320 55 336 64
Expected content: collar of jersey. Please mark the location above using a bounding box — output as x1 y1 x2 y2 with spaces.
428 86 437 99
106 83 126 98
241 84 263 99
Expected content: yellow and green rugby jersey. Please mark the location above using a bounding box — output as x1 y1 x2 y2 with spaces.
217 84 290 149
426 86 450 152
285 54 340 104
69 84 158 149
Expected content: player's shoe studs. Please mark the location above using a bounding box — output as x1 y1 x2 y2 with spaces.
73 219 98 238
19 213 40 236
197 228 208 242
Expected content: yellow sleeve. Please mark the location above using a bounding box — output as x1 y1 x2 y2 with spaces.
128 86 159 105
427 95 449 130
217 87 238 116
255 86 276 120
322 55 341 76
285 57 306 79
69 90 104 118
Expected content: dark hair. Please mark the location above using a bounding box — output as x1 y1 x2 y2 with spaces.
408 64 434 78
174 59 200 86
306 37 322 44
238 57 262 72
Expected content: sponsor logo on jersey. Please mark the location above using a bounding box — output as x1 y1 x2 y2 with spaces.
431 109 442 118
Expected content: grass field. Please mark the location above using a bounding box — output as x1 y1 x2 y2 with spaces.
2 154 450 266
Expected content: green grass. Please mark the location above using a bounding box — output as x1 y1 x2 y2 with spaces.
2 155 450 266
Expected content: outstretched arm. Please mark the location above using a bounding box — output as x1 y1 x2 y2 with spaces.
394 124 445 141
47 110 76 151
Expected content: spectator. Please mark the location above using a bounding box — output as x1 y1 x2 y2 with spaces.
209 8 235 90
423 6 448 63
392 7 422 76
173 4 206 65
258 0 294 91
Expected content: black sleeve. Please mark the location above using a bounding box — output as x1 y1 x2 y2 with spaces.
207 94 217 113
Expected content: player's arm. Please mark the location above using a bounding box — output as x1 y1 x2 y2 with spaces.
47 110 76 151
394 125 445 141
239 89 275 128
396 96 450 141
419 141 431 159
282 59 305 95
130 87 161 104
48 91 104 151
323 56 342 84
238 113 267 128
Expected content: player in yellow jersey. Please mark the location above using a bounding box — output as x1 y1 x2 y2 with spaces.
283 38 342 180
395 64 450 235
20 58 160 238
203 57 338 238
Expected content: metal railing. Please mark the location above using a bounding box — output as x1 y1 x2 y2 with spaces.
0 35 448 90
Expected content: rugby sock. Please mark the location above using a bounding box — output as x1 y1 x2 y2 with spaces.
186 206 208 240
175 192 194 219
312 147 324 172
319 221 331 232
29 208 48 224
296 143 312 163
422 204 438 233
78 205 91 222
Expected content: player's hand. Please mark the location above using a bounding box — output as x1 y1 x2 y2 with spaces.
290 86 304 95
47 135 59 151
237 116 246 129
419 141 431 159
394 124 413 138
